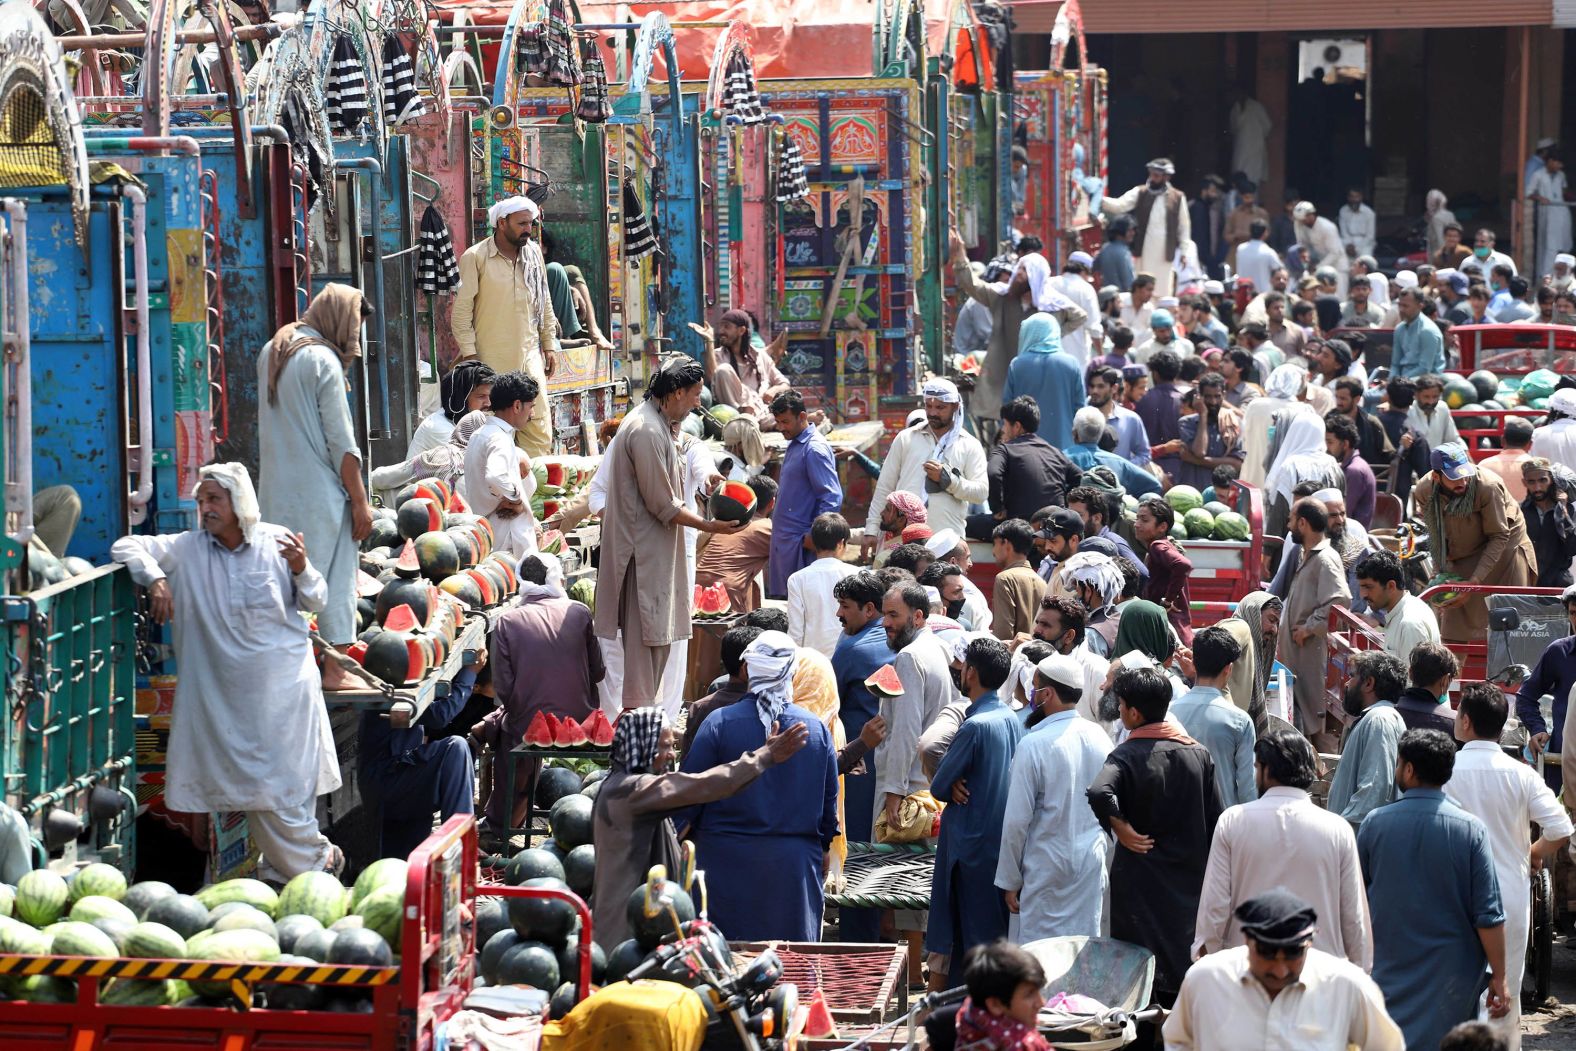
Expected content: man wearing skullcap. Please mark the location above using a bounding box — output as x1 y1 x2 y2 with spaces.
691 309 789 424
453 196 559 457
1532 386 1576 475
112 465 345 882
861 379 987 557
1100 159 1192 298
1165 888 1401 1050
1294 201 1348 298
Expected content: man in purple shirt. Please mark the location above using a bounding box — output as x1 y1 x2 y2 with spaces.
768 390 843 598
1325 412 1376 528
1135 348 1187 482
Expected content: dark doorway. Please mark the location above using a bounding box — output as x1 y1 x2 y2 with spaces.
1285 38 1371 212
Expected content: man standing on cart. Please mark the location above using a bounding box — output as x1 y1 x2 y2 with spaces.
112 464 344 881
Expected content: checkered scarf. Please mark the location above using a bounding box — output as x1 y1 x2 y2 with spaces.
724 53 767 125
611 707 669 774
623 181 659 261
776 137 810 202
577 40 611 123
745 631 799 734
381 35 426 126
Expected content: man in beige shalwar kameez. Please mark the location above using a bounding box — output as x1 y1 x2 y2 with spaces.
1278 498 1350 752
1413 443 1537 644
593 358 740 706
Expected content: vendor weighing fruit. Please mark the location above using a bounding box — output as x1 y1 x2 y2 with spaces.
111 463 344 881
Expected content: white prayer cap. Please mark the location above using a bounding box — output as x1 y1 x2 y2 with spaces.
1538 136 1558 150
1394 270 1419 290
948 630 994 665
1556 253 1575 269
1292 200 1316 219
1068 250 1095 267
1036 653 1084 691
921 378 961 404
1550 388 1576 417
925 585 944 612
1311 488 1343 504
195 462 261 543
924 528 961 558
1265 363 1305 400
1158 295 1180 309
488 196 540 227
907 408 927 427
1203 280 1225 296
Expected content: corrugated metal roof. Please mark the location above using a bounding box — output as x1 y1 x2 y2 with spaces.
1012 0 1552 33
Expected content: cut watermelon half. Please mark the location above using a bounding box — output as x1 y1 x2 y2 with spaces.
710 479 758 524
864 664 903 697
524 711 555 748
555 713 588 747
580 710 614 747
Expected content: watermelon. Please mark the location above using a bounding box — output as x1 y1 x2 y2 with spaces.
1469 369 1500 403
124 921 188 960
352 858 408 910
507 848 567 887
69 895 136 928
353 885 404 945
439 573 485 608
507 878 576 943
540 530 566 555
554 714 589 748
710 480 758 524
562 846 595 899
0 883 14 918
496 940 560 989
194 878 279 919
331 915 366 932
693 583 732 619
1442 374 1477 410
1183 508 1216 538
366 518 402 552
604 938 648 983
16 870 70 928
145 894 210 939
864 664 903 697
550 981 579 1019
1169 521 1188 541
293 928 337 963
480 928 522 983
17 976 75 1003
327 927 394 968
262 953 327 1011
0 920 52 955
213 906 279 941
1202 501 1231 518
550 795 595 851
397 498 444 541
580 710 614 747
567 578 596 613
580 780 602 802
536 766 583 809
627 879 695 950
207 901 257 925
475 897 510 949
1212 511 1251 541
1456 404 1491 432
49 920 118 957
279 870 350 928
101 976 177 1006
556 937 606 989
91 916 134 951
524 710 556 748
70 863 127 903
275 914 324 955
363 616 429 685
414 531 461 582
189 929 281 997
1165 485 1204 513
376 574 436 627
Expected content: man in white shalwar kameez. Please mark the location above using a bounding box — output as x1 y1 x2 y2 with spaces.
111 464 343 882
996 654 1114 941
1228 90 1273 186
461 370 540 560
1294 201 1349 298
1101 159 1192 299
257 282 375 691
1527 156 1571 282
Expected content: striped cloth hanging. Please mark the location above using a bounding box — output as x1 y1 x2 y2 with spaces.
381 36 426 126
576 40 611 123
416 205 460 293
723 53 767 125
623 181 659 261
775 137 810 202
326 35 369 134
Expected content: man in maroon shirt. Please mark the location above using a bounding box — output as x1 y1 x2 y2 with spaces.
1135 495 1194 644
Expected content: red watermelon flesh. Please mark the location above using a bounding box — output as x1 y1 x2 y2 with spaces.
540 530 565 555
711 480 758 524
864 664 903 697
525 711 555 747
556 715 588 747
395 540 422 579
384 603 421 634
347 640 368 664
581 710 614 747
544 462 566 487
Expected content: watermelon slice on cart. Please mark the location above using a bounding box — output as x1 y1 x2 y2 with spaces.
555 715 589 748
694 583 732 620
524 711 555 748
581 710 614 747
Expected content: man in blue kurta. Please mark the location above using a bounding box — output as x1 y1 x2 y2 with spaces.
1515 585 1576 789
767 391 843 598
1169 626 1256 808
679 630 840 941
925 636 1025 989
829 570 893 941
1359 729 1509 1051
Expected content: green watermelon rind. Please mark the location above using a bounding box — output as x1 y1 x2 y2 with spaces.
15 870 69 928
48 921 119 958
194 879 280 919
69 863 128 904
353 886 405 946
278 870 351 929
351 858 408 911
123 921 189 961
69 895 137 928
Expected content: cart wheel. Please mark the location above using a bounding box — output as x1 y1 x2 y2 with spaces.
1528 866 1555 1005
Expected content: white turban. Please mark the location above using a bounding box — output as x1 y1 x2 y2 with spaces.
1059 551 1124 607
1292 201 1316 219
1311 488 1344 504
1265 363 1305 401
196 462 261 544
921 378 961 404
924 528 961 558
1556 253 1575 269
743 631 799 734
488 196 540 227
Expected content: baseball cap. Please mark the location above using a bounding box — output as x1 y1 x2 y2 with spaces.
1445 272 1470 295
1039 508 1085 540
1430 442 1477 481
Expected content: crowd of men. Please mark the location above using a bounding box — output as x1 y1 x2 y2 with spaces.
100 172 1576 1051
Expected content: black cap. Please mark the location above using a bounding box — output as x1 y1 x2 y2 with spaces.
1040 508 1085 540
1234 889 1317 948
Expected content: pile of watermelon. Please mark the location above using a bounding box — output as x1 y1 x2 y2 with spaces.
523 710 615 750
0 860 408 1009
478 770 603 1017
693 582 732 620
361 478 519 618
1162 490 1253 543
530 456 600 521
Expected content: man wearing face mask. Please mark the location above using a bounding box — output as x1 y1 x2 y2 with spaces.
1325 650 1407 830
1100 159 1192 298
1027 595 1109 724
1471 228 1517 281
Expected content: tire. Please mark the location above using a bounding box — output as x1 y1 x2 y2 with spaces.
1527 866 1555 1005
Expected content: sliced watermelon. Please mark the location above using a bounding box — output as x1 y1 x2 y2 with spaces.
580 710 614 747
554 714 588 748
395 541 422 579
524 712 555 748
544 462 567 488
864 664 903 697
383 603 421 634
540 530 566 555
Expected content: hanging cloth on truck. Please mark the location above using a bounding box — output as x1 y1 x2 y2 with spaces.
543 0 582 87
576 38 611 123
775 136 810 202
723 53 767 125
416 205 460 294
623 181 660 261
381 35 426 126
326 34 370 134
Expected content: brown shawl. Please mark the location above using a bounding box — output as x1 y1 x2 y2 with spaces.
266 282 366 405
